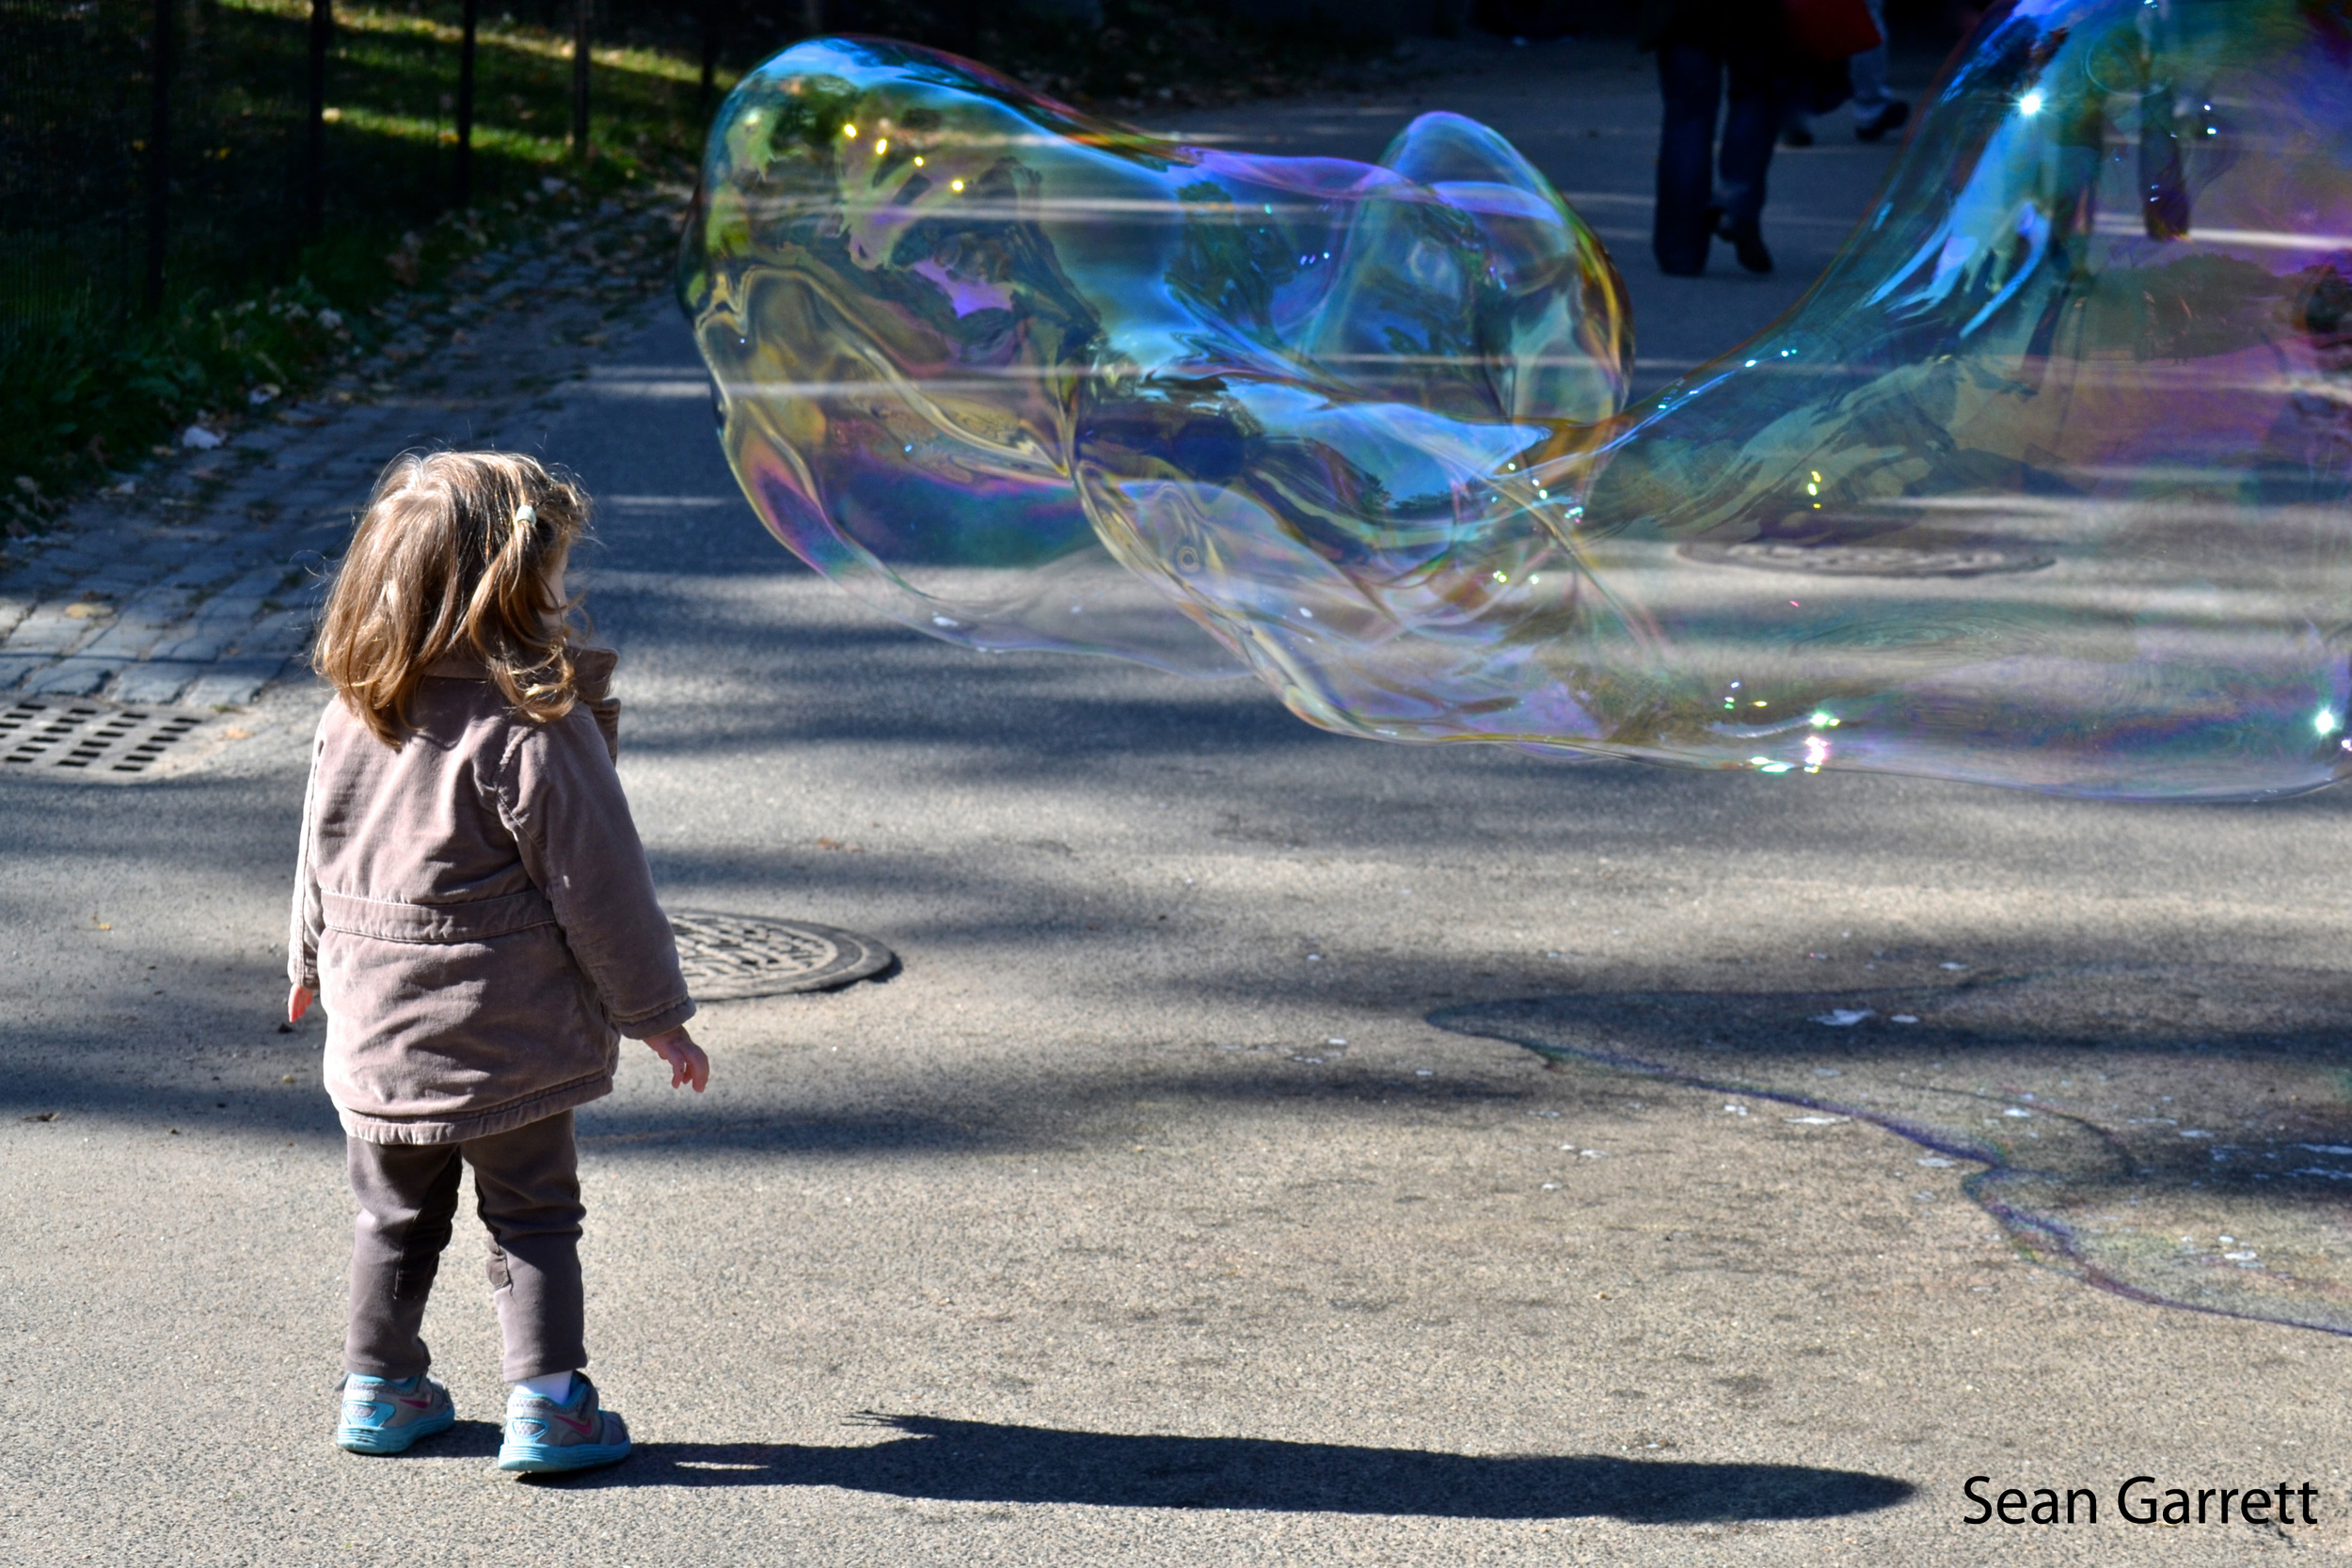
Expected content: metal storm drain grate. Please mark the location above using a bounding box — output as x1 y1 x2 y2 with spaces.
666 910 895 999
0 700 214 777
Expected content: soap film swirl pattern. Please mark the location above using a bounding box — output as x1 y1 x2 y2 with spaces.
680 1 2352 801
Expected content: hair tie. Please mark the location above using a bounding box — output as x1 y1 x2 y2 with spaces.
512 503 537 531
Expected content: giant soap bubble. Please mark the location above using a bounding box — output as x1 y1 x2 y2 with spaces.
681 0 2352 800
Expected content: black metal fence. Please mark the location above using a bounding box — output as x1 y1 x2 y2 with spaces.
4 0 449 344
4 0 155 341
2 0 1485 355
0 0 699 353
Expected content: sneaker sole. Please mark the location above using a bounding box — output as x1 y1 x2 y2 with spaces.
497 1439 632 1474
336 1406 456 1455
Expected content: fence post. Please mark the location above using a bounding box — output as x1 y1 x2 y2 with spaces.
304 0 331 234
698 0 723 111
455 0 479 205
144 0 173 310
570 0 591 163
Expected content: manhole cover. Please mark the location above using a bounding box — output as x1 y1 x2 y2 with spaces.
1678 539 2055 578
0 699 215 778
667 910 894 999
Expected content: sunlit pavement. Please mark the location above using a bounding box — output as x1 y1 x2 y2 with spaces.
4 36 2348 1566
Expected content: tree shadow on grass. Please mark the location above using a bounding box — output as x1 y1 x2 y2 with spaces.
535 1413 1916 1521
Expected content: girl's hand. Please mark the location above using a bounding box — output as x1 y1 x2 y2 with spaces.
643 1026 710 1092
288 984 313 1024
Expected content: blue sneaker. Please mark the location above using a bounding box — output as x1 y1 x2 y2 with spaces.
496 1374 631 1474
335 1371 455 1454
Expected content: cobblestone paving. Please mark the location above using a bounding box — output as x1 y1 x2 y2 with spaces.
0 196 687 709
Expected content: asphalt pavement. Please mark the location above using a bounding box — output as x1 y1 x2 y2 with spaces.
3 33 2347 1567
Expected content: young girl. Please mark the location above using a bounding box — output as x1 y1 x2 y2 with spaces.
287 450 708 1475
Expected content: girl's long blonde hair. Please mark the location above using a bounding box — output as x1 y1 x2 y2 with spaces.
314 450 590 746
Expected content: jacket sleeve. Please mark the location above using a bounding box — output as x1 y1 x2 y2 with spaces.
572 643 622 763
498 708 696 1039
287 719 326 993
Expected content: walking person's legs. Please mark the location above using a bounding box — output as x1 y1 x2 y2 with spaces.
1848 42 1889 122
1654 42 1724 276
1715 51 1783 273
1850 0 1910 140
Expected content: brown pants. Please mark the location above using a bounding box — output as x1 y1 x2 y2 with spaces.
344 1111 586 1384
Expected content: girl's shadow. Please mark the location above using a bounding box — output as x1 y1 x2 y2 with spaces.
519 1413 1915 1522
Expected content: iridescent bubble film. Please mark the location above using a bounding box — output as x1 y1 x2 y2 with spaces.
682 1 2352 800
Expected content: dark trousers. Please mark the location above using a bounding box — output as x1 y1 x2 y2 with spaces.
344 1110 587 1384
1653 42 1785 275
